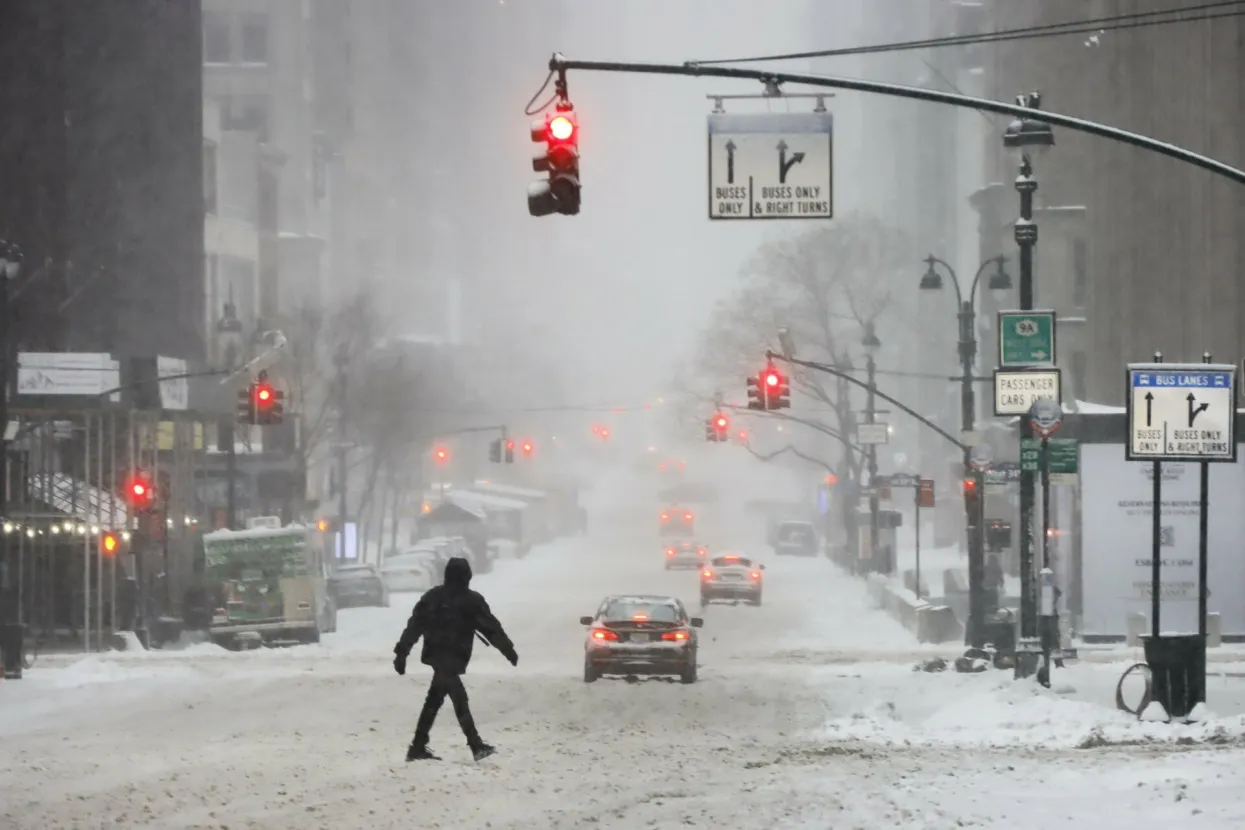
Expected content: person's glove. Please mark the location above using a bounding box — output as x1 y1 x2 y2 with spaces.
504 649 519 667
393 653 407 676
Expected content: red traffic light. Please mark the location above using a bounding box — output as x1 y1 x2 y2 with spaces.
962 477 978 496
521 441 534 454
256 385 273 403
764 370 781 388
549 114 575 141
600 427 610 439
124 473 155 510
433 446 449 463
715 416 727 429
505 440 516 451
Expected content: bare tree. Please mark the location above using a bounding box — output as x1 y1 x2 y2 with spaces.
686 213 914 484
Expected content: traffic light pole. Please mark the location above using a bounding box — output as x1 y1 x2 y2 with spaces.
865 353 881 573
1015 156 1040 679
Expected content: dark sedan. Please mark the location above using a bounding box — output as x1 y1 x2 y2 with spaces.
581 594 703 684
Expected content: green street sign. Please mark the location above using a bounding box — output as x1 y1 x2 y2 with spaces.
998 309 1056 366
1020 437 1078 475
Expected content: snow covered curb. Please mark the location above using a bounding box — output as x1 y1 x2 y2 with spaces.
865 573 962 644
823 674 1245 750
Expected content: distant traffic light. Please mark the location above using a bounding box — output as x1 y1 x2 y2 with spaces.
433 446 449 465
315 518 334 533
253 380 285 425
746 376 763 410
504 440 516 463
489 438 503 464
747 365 790 411
705 412 729 443
237 385 256 424
963 477 979 499
125 473 155 511
100 532 120 556
528 106 580 216
521 440 534 456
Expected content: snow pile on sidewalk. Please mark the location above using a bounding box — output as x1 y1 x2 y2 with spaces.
824 675 1245 749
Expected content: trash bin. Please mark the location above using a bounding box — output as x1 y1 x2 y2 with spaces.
1142 634 1206 720
983 608 1016 669
1 622 25 679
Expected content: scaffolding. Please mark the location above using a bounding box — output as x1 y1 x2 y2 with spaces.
3 409 205 654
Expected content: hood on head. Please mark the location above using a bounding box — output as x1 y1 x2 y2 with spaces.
443 556 472 587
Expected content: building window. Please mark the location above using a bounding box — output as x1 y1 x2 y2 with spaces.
203 141 218 215
204 11 231 63
1072 238 1089 307
1071 350 1088 402
239 12 269 63
221 96 271 143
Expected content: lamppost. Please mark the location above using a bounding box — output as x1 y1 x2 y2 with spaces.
215 299 245 530
861 321 881 572
919 254 1012 646
333 343 349 557
1003 91 1055 677
0 241 22 677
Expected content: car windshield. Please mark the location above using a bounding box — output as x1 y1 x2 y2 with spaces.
602 600 679 622
779 525 813 543
335 565 376 577
711 555 751 568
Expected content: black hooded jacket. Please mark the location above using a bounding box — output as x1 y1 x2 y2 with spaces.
394 556 515 674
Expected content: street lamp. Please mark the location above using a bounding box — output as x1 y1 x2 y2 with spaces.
1003 90 1054 679
861 321 881 572
215 299 245 530
920 253 1010 647
0 241 22 678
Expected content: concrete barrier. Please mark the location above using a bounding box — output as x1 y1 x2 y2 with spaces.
864 574 963 644
901 568 930 599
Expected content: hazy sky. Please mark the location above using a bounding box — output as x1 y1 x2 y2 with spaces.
451 0 869 410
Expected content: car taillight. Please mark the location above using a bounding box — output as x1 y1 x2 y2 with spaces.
661 629 690 642
660 513 670 522
697 549 705 556
701 569 713 580
591 628 619 641
750 571 761 580
666 548 675 556
683 512 693 522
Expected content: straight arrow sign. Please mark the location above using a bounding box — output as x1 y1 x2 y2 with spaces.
1145 391 1153 426
725 139 736 184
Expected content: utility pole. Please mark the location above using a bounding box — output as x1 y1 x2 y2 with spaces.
862 323 881 573
0 242 22 678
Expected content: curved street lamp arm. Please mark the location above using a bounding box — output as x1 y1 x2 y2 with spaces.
926 255 963 307
767 351 968 454
968 255 1007 310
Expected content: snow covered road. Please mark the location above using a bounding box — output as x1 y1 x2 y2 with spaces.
4 486 1245 828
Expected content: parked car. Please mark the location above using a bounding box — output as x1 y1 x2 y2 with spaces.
329 563 389 608
380 550 440 594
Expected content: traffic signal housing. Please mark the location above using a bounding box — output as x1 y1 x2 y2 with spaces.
125 472 155 512
489 438 503 463
100 532 121 557
237 385 256 424
529 107 580 216
746 376 763 410
504 440 516 463
255 382 284 425
705 412 729 442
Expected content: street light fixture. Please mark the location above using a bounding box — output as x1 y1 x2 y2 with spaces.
1003 90 1053 680
215 299 246 530
861 321 881 572
918 252 1010 649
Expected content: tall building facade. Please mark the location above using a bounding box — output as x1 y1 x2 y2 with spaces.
982 0 1245 405
0 0 205 359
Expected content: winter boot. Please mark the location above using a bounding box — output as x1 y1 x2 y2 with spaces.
470 743 496 762
406 742 440 761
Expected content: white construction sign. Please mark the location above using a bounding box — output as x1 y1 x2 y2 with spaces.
993 369 1061 416
707 112 833 220
857 423 889 445
1126 363 1237 462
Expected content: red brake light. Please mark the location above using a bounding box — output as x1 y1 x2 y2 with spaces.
666 548 675 556
632 613 649 621
660 512 670 522
591 628 619 641
750 571 761 580
661 630 690 642
701 569 713 580
683 512 693 522
697 548 705 556
724 555 739 562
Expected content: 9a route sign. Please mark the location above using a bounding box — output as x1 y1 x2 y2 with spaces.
998 310 1056 367
1126 362 1238 462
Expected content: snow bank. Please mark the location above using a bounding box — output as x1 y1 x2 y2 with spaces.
824 674 1245 749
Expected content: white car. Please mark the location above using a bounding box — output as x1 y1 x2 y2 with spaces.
700 553 764 606
663 539 707 570
380 550 439 593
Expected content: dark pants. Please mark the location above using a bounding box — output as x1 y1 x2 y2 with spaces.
412 669 481 748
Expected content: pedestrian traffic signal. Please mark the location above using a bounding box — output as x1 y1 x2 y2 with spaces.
489 438 503 463
125 473 155 511
528 106 580 217
504 440 516 463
